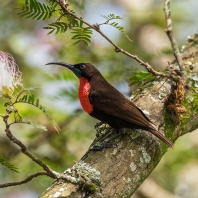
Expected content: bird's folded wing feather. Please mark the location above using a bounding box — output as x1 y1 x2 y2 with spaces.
89 82 152 128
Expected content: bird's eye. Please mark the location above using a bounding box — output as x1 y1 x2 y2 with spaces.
80 64 86 69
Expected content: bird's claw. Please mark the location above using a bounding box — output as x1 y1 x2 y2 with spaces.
94 121 105 128
89 141 117 151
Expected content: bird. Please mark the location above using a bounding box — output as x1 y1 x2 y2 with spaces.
46 62 173 148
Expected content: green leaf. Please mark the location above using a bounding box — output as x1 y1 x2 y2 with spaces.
12 84 24 97
14 111 23 123
79 20 83 27
0 155 19 173
101 13 132 42
36 98 39 106
109 22 132 42
15 94 61 132
44 22 68 34
102 14 123 22
71 27 93 45
29 121 47 131
17 0 55 20
71 35 91 41
129 71 156 86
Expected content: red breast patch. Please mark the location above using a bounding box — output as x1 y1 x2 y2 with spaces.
79 77 93 114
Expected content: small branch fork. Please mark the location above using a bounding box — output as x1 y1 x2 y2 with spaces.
0 109 62 188
1 107 91 188
0 106 90 188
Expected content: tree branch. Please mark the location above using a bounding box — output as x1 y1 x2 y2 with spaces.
0 171 50 188
3 111 59 180
39 33 198 197
54 0 169 78
2 110 94 188
164 0 186 77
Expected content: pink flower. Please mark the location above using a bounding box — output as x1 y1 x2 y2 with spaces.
0 51 22 98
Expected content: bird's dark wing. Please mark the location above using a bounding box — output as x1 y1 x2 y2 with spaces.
89 74 174 148
89 79 152 128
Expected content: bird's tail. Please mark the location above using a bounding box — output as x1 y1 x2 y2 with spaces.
149 128 174 148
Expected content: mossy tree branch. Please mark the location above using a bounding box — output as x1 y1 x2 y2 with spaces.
39 34 198 197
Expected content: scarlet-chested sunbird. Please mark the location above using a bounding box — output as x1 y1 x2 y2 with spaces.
46 62 173 148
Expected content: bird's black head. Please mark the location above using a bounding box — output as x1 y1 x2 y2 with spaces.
46 62 99 79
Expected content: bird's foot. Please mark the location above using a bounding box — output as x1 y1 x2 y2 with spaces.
95 123 112 137
89 141 117 151
81 137 117 160
81 131 122 160
89 133 121 151
94 121 105 128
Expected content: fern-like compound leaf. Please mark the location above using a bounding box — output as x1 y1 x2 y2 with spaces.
101 14 132 42
17 0 55 20
71 27 93 45
44 22 68 34
0 155 19 173
15 94 61 132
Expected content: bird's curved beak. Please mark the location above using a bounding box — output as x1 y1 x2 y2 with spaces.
45 62 74 70
46 61 82 78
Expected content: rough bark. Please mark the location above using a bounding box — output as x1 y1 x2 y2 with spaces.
39 34 198 198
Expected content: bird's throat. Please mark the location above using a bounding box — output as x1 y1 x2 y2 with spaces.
79 77 93 114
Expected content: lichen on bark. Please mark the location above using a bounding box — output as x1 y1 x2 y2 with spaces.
40 34 198 198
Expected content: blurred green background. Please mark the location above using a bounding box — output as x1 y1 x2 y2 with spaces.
0 0 198 197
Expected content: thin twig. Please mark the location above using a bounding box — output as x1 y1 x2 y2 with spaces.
3 112 59 179
2 110 77 186
54 0 169 78
0 171 49 188
164 0 185 77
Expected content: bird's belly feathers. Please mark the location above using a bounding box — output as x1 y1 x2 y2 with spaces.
79 77 93 114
